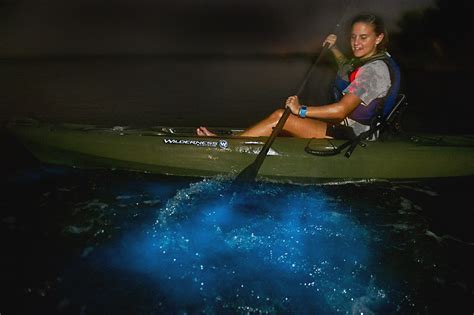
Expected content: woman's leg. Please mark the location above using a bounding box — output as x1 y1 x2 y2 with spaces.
239 109 328 138
197 109 328 138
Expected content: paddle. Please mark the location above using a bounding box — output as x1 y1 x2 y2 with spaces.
234 43 331 183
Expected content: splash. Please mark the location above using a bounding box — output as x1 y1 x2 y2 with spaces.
94 179 391 313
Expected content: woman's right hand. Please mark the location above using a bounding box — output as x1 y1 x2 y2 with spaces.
285 95 301 115
323 34 337 49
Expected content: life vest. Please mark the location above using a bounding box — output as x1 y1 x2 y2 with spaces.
333 52 401 125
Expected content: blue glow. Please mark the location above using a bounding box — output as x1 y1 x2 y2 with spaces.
94 180 390 313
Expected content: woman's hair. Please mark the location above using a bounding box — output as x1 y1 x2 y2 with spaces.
351 13 389 51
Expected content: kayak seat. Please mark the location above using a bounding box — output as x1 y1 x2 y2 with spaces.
370 93 408 140
305 52 406 157
378 93 408 138
305 93 408 158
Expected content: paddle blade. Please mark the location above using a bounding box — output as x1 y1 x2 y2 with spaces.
233 107 291 184
233 161 260 183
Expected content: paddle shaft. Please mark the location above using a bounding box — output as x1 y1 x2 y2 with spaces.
234 4 351 182
234 107 292 182
234 45 330 182
295 43 330 97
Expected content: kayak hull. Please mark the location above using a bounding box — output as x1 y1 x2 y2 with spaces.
7 120 474 183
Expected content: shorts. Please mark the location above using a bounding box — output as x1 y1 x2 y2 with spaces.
326 118 371 139
326 124 357 139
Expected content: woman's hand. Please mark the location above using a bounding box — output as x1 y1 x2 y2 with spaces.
323 34 337 49
285 95 301 115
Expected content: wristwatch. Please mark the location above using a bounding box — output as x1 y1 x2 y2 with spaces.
299 105 307 118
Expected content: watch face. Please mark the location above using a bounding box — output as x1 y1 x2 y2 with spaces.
299 106 307 118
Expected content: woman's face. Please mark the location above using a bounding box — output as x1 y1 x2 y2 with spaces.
350 22 384 59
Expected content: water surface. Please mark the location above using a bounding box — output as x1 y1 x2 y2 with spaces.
1 56 473 314
2 163 473 314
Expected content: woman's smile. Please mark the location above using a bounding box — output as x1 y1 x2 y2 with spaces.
351 22 383 59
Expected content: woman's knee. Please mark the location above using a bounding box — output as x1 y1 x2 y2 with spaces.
268 109 285 122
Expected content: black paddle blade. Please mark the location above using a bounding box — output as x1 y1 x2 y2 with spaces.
232 107 292 184
233 161 260 183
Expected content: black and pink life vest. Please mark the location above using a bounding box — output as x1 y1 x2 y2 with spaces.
334 52 401 125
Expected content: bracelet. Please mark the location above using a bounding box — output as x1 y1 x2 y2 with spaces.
299 105 308 118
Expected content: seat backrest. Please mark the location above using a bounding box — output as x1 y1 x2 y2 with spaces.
364 54 404 140
381 93 408 136
386 93 406 122
380 56 402 118
366 93 408 141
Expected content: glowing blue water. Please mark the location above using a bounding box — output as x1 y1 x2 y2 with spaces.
4 167 474 314
92 180 392 314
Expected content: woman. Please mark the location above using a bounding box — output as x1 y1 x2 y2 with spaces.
197 13 392 139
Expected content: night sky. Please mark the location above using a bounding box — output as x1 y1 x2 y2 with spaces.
1 0 435 56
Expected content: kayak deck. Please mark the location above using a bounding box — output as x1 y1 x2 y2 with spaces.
6 119 474 183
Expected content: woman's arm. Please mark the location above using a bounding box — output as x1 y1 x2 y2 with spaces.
330 46 348 66
306 94 360 121
323 34 348 66
286 94 361 122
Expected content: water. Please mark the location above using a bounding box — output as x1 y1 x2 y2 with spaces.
1 56 473 314
2 164 473 314
0 55 336 127
1 55 472 132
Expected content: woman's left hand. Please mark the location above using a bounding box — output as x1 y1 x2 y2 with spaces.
285 95 301 115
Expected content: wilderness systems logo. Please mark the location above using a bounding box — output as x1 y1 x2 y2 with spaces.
163 138 229 149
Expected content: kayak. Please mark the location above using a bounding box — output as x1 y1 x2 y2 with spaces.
6 119 474 183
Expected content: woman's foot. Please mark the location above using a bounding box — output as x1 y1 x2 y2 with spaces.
196 127 217 136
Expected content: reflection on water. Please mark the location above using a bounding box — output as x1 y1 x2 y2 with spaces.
1 166 473 314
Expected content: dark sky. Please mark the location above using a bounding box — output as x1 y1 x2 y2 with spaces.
1 0 435 56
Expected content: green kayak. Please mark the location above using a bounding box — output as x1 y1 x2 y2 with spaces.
6 119 474 183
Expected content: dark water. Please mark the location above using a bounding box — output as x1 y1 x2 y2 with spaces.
1 55 472 132
0 56 336 127
1 56 474 314
2 162 473 314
